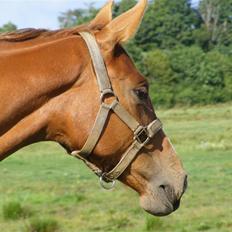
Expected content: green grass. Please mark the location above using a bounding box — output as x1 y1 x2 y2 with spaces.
0 103 232 231
145 216 163 231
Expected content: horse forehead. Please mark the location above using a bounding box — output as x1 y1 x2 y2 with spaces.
108 47 146 83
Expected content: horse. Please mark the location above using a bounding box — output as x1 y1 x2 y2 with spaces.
0 0 187 216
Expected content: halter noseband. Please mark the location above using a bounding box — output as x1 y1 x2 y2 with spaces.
71 32 162 188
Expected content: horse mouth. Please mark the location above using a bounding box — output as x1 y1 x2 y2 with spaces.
140 193 181 216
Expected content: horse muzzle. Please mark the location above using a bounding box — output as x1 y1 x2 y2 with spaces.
140 174 188 216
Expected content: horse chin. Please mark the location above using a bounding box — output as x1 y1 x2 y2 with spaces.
140 194 176 217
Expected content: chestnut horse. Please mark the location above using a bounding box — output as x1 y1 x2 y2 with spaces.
0 0 187 216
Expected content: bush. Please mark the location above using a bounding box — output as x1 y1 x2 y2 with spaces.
145 46 232 107
25 217 59 232
3 201 32 220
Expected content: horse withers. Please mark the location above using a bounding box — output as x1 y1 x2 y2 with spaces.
0 0 187 216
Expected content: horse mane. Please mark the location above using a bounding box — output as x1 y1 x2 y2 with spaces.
0 25 90 43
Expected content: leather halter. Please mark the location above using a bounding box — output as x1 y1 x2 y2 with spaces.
71 32 162 186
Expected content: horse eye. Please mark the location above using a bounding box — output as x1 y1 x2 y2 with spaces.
134 87 149 101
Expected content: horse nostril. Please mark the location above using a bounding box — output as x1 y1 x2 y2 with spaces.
159 185 166 190
159 184 170 193
159 184 171 195
159 184 174 203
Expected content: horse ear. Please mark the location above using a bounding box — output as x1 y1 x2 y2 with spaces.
98 0 147 45
89 0 114 29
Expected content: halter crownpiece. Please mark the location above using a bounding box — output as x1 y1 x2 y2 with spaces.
71 31 162 189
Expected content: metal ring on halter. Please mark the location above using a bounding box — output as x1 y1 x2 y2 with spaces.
100 89 117 103
99 175 116 190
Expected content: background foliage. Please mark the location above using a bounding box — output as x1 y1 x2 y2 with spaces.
0 22 17 33
59 0 232 107
1 0 232 107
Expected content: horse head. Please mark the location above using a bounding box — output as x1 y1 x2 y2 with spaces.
45 0 187 216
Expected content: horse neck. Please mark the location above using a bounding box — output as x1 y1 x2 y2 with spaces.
0 36 86 160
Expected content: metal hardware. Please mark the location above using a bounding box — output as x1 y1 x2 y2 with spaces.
100 175 116 190
134 127 150 145
100 89 117 103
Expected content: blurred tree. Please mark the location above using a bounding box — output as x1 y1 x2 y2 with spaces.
135 0 201 50
148 46 232 106
169 46 228 104
58 4 97 28
197 0 232 49
145 49 176 107
0 22 17 33
113 0 137 16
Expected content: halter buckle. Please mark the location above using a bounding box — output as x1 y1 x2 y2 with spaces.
134 126 150 145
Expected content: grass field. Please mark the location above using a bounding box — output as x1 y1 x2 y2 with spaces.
0 103 232 232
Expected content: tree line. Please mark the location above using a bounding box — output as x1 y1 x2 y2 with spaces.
1 0 232 107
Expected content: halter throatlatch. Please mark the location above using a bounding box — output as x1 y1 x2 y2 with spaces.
71 32 162 189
